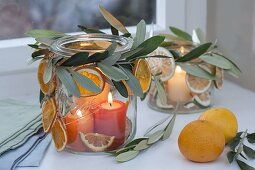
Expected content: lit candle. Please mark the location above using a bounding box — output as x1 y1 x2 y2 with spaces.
167 66 192 102
64 108 94 151
94 92 127 149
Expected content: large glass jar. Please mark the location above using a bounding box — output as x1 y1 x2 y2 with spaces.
50 34 136 153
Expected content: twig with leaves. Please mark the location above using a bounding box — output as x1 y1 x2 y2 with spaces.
227 130 255 170
109 111 177 162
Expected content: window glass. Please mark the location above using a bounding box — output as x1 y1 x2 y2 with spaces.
0 0 156 40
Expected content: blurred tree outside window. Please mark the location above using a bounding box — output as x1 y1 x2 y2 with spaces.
0 0 156 40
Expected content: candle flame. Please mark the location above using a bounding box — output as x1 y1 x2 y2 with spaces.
180 46 185 54
175 66 182 73
76 110 82 118
108 92 113 106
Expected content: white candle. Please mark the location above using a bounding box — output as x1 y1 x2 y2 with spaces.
167 66 191 102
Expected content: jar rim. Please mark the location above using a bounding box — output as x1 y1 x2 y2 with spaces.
50 34 133 56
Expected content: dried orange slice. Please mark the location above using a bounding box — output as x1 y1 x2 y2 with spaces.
41 97 57 133
147 47 175 81
74 66 104 97
37 59 56 94
193 92 211 108
214 67 224 89
51 119 67 151
64 114 78 144
80 133 115 152
186 74 211 94
133 59 152 93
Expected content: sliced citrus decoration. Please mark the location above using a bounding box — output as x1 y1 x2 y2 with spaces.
74 66 104 97
214 67 224 89
51 119 67 151
186 73 211 94
147 47 175 81
199 108 238 144
193 92 211 108
37 59 56 94
41 97 57 133
178 120 225 162
80 132 115 152
64 114 78 144
133 59 152 93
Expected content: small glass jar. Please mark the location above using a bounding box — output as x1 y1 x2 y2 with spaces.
148 45 214 114
50 34 136 153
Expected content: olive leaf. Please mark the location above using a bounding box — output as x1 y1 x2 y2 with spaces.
116 150 139 162
101 53 121 66
112 80 128 98
111 26 119 35
162 112 177 140
120 67 143 98
77 25 105 34
176 43 212 62
99 5 129 34
26 29 65 39
69 69 101 93
27 57 43 65
236 159 255 170
227 151 236 163
132 20 146 49
177 63 216 80
32 49 49 58
192 28 205 44
61 52 89 66
247 133 255 143
134 139 150 151
160 34 193 45
155 77 167 104
97 63 128 81
126 36 165 61
169 26 192 41
144 116 170 136
147 130 164 144
39 90 45 104
121 47 143 60
28 44 39 49
199 54 232 69
56 67 80 97
243 145 255 158
125 138 148 148
36 38 55 46
43 59 53 84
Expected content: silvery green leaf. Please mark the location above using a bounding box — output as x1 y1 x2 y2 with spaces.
222 55 242 78
121 47 143 59
134 139 150 151
43 59 53 84
101 53 121 66
155 77 167 104
27 57 43 65
169 27 192 41
177 63 216 80
112 80 128 98
116 150 139 162
144 116 170 136
56 67 80 97
26 29 65 39
200 54 232 69
36 38 55 46
193 28 205 44
247 133 255 143
147 130 164 144
192 29 200 44
176 43 212 62
121 67 143 97
236 159 255 170
125 138 148 147
162 112 176 140
32 49 49 58
99 5 129 34
243 145 255 158
61 52 89 66
160 34 193 46
106 42 117 56
98 63 128 81
69 69 101 93
132 20 146 49
227 151 236 163
77 25 105 34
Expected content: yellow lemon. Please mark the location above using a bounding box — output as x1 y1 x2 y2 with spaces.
199 108 238 144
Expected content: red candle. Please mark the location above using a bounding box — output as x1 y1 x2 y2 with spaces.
94 92 127 149
65 108 94 152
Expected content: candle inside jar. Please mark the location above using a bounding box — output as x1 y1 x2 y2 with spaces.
94 92 127 150
167 66 192 103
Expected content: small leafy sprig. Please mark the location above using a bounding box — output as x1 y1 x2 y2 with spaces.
227 130 255 170
109 112 176 162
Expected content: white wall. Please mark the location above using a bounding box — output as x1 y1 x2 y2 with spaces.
207 0 255 91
